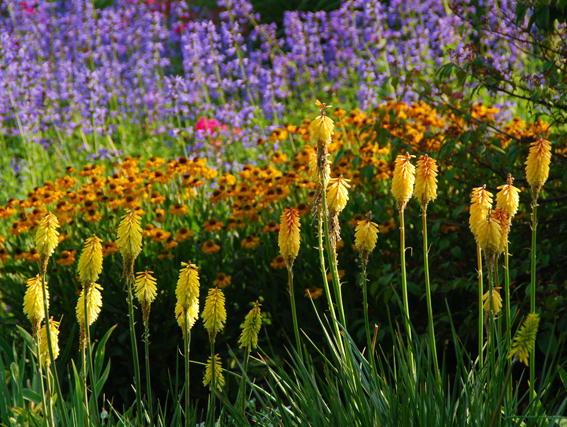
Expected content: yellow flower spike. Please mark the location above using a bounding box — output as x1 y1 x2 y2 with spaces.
482 287 503 316
476 211 502 256
23 275 48 336
76 283 103 328
175 299 199 334
39 318 60 366
469 185 493 237
308 152 330 183
35 212 60 268
278 208 301 268
414 154 438 209
203 354 225 391
117 210 143 280
492 208 511 255
176 262 200 309
327 176 351 213
77 235 103 285
496 174 521 219
309 100 334 146
135 270 158 323
391 153 416 211
238 302 262 350
202 287 226 343
355 212 379 256
509 313 540 366
525 137 552 198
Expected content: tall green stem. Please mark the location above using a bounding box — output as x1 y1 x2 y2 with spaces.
361 261 375 373
529 198 538 401
144 321 154 427
82 284 91 424
486 254 496 379
126 283 142 424
422 211 440 383
35 333 49 426
209 343 216 427
287 267 303 359
239 349 251 411
183 312 191 427
40 271 69 427
504 243 511 349
316 203 343 354
399 209 413 366
477 244 484 368
321 186 347 328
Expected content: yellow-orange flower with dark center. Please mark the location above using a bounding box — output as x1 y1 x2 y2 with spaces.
174 227 195 242
278 208 300 266
469 185 493 238
214 273 232 288
391 154 416 210
241 235 260 249
327 177 351 213
414 154 438 209
271 255 286 269
56 250 76 266
169 203 188 216
203 218 224 232
202 240 220 254
525 137 552 197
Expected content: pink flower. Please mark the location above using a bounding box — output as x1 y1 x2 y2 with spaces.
196 117 227 134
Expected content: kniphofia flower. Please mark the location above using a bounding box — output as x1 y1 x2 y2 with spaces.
203 354 225 391
176 262 200 309
525 137 552 197
76 283 103 329
492 208 510 254
496 174 521 218
278 208 301 267
23 275 48 336
355 212 379 257
175 300 199 333
238 302 262 350
202 287 226 342
309 101 334 146
391 154 416 211
509 313 540 366
35 212 60 268
476 212 502 255
78 235 103 284
469 185 493 237
117 210 143 279
327 177 351 213
414 155 438 209
482 288 503 316
39 318 60 366
135 270 158 322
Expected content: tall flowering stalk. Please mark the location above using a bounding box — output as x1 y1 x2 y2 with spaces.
309 100 344 350
469 185 493 368
476 211 502 374
413 154 440 382
279 207 302 357
391 153 416 348
496 174 520 349
237 302 262 409
116 210 144 424
135 270 158 425
202 286 227 425
525 136 552 400
355 212 379 371
77 234 103 419
175 262 200 427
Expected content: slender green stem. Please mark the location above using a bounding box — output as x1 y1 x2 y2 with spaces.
83 283 92 425
399 209 413 370
486 254 496 379
35 333 49 426
209 343 216 427
489 362 514 427
126 283 142 425
40 271 69 427
183 312 191 427
239 349 251 411
287 266 303 359
529 197 538 401
422 210 440 383
477 244 484 368
361 261 375 373
321 187 347 328
316 206 343 354
504 243 511 350
144 320 154 427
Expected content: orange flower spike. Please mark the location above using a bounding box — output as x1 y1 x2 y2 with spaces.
391 153 416 211
414 154 438 209
278 208 301 268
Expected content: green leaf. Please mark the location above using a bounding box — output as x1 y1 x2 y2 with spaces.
535 6 550 31
22 389 42 405
94 325 116 380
